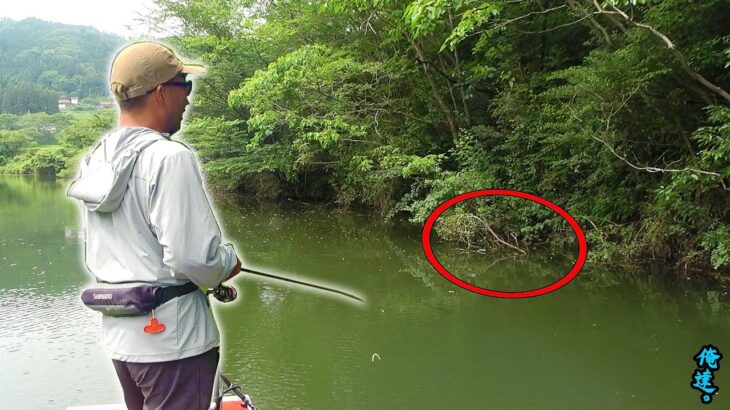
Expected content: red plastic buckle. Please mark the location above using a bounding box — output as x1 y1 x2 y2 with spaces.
144 310 166 334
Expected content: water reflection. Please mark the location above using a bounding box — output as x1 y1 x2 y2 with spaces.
1 175 729 409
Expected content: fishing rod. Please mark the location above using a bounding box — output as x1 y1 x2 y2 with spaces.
219 374 256 409
240 267 365 303
206 268 362 408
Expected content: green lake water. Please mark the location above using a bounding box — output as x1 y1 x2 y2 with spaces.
1 174 729 409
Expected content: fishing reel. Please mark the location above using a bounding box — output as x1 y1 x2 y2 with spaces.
207 284 237 303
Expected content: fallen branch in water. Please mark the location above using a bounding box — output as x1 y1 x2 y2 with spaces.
466 213 527 254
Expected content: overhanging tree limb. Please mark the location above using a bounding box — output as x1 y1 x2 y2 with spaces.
567 0 612 46
567 84 729 191
590 133 729 191
593 2 730 103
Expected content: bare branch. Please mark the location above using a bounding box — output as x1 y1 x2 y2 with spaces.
566 83 729 190
568 0 612 46
590 134 729 191
306 161 339 166
593 2 730 102
467 214 528 254
516 13 593 34
339 138 380 145
467 4 567 38
592 0 627 32
496 4 567 29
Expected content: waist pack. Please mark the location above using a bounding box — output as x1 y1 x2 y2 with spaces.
80 281 199 317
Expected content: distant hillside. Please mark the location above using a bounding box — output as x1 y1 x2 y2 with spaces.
0 18 124 113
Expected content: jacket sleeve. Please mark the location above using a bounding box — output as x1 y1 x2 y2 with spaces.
149 149 238 287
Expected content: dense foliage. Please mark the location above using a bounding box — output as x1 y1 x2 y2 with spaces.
0 80 60 114
139 0 730 270
0 18 123 112
2 2 725 270
0 111 114 176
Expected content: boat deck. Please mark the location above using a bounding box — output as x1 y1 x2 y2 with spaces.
67 395 248 409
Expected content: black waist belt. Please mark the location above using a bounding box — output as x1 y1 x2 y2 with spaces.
157 281 199 306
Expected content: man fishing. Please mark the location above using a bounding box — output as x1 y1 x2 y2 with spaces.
67 41 241 410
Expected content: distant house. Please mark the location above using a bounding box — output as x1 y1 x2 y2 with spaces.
98 100 114 109
70 97 79 105
58 99 71 111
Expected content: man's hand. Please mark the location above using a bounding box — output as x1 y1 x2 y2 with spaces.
224 257 242 282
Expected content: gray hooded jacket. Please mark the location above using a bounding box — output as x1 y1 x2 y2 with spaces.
68 127 238 362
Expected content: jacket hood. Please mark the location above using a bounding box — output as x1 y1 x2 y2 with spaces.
67 127 167 212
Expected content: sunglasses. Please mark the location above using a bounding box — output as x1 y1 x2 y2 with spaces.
162 80 193 96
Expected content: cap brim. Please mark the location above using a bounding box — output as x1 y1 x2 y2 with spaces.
180 64 206 75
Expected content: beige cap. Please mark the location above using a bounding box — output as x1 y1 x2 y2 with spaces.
110 41 206 101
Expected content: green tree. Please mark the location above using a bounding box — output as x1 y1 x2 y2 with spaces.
0 130 36 164
0 18 122 98
145 0 730 269
58 110 115 150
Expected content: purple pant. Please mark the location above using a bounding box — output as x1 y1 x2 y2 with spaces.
112 347 219 410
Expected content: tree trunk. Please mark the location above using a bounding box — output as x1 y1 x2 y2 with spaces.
407 36 460 142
